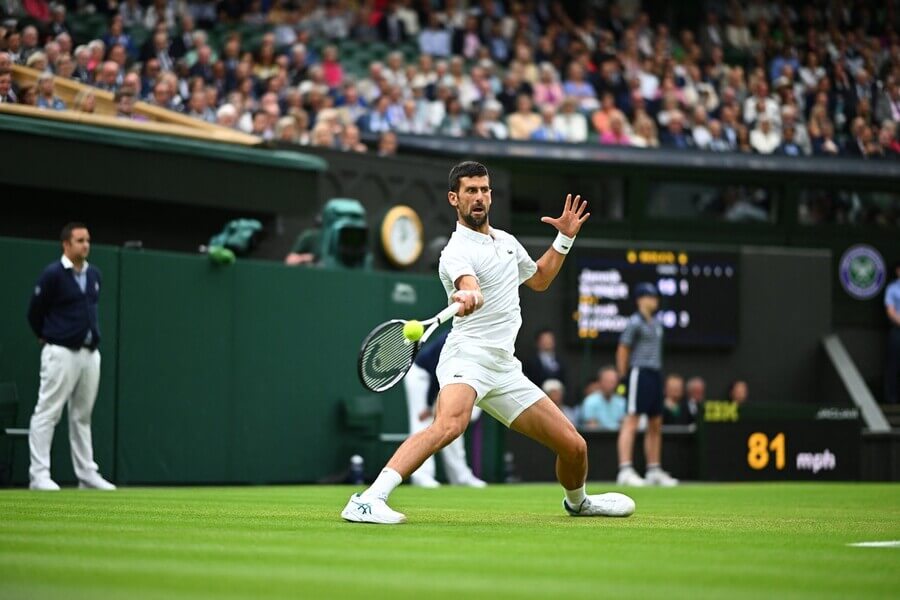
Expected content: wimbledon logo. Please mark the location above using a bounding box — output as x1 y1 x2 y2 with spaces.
839 245 886 300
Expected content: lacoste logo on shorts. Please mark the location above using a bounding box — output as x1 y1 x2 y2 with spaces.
507 250 513 254
453 374 463 378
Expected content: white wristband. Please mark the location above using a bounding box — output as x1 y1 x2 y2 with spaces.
552 232 575 255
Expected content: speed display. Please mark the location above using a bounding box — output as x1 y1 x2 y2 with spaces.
573 248 739 346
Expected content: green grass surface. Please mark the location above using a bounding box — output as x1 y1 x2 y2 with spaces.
1 483 898 599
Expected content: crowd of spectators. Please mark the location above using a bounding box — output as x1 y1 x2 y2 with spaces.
1 1 899 159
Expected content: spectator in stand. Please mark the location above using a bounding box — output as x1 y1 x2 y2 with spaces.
114 88 143 120
185 87 215 123
320 45 343 90
580 366 627 431
419 12 452 58
750 115 781 154
563 62 598 112
0 69 15 104
119 0 144 29
543 379 578 425
215 103 237 128
776 124 803 156
684 377 706 424
340 124 367 153
72 89 95 113
811 120 841 156
728 380 749 405
507 93 541 140
554 97 588 143
523 329 566 389
35 72 64 110
377 130 398 157
707 120 732 152
19 25 39 65
439 96 471 137
691 105 712 149
25 51 48 73
662 374 690 425
18 84 37 106
630 115 659 148
530 104 563 142
660 112 694 149
532 62 563 109
600 112 630 145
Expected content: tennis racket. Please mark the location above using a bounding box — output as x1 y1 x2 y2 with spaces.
357 302 461 393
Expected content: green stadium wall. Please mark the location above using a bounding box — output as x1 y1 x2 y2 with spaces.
0 236 504 486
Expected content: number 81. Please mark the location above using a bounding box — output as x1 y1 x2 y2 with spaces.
747 432 786 470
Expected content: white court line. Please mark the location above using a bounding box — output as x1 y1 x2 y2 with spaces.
847 541 900 548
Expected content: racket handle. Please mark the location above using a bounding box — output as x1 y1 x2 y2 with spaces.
437 302 462 324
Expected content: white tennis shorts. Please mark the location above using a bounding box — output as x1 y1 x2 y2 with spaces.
436 344 545 427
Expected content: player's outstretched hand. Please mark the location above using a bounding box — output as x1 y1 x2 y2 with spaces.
541 194 590 238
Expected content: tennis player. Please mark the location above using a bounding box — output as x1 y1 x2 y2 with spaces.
342 161 634 523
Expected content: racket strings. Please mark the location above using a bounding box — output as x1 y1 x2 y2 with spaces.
360 322 416 391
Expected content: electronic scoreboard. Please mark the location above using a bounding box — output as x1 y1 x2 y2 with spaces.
573 248 739 346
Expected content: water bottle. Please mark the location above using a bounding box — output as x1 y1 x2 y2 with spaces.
349 454 365 485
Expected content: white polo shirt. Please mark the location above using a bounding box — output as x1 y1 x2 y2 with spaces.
439 222 537 356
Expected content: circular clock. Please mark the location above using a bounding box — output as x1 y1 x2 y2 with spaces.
381 205 424 268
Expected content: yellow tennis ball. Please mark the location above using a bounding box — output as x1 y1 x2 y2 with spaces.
403 320 424 342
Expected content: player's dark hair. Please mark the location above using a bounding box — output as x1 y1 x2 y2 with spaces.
893 260 900 279
60 222 87 242
448 161 489 192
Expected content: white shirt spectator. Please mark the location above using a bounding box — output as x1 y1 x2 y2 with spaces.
743 95 780 126
693 124 712 149
554 112 588 143
750 122 781 154
419 27 452 57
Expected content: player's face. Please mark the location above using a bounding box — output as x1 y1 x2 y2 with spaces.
450 175 492 230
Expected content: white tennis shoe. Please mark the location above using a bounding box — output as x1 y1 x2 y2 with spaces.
645 468 679 487
564 493 635 517
456 475 487 488
29 478 60 491
341 493 407 524
616 467 646 487
78 473 117 490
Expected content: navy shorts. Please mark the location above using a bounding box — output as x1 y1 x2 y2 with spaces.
627 367 662 417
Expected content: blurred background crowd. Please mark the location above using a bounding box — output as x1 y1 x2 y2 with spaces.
1 0 898 158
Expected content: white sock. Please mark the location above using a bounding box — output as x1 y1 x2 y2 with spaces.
364 468 403 500
646 463 661 472
565 485 587 508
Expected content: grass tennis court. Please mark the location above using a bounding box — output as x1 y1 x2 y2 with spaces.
1 483 898 599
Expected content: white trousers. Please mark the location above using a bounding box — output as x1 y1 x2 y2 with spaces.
29 344 102 483
403 363 480 483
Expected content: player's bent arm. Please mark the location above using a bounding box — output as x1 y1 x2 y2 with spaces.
523 247 566 292
616 344 631 379
452 275 484 316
